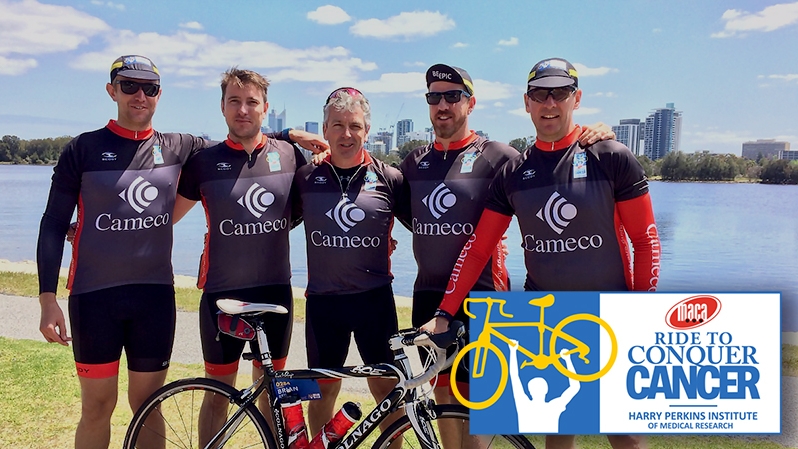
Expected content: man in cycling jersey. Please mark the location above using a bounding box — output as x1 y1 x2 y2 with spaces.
426 57 660 449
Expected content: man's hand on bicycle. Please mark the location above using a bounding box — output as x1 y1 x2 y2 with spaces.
420 316 450 336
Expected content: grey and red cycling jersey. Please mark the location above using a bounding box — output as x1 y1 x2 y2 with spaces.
439 128 660 316
37 120 206 295
292 152 404 295
176 136 306 293
486 137 650 291
398 132 517 293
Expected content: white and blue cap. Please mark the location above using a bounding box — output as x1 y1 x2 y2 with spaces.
527 58 578 89
110 55 160 82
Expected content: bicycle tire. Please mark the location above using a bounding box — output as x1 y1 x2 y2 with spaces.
549 313 618 383
371 404 535 449
450 341 507 410
123 377 277 449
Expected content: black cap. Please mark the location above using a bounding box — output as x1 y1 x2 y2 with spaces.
527 58 578 89
426 64 474 95
110 55 160 83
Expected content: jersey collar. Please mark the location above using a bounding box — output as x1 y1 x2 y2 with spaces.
534 125 581 152
322 147 374 167
433 130 478 151
225 133 267 151
106 120 154 141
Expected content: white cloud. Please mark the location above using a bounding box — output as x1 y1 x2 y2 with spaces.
768 74 798 82
652 28 662 33
712 2 798 38
473 104 486 110
452 42 468 48
509 107 528 117
91 0 124 10
350 11 455 39
179 21 203 30
497 37 519 46
572 63 618 77
307 5 351 25
403 61 425 67
473 79 516 101
493 102 505 107
0 0 109 56
574 107 601 116
355 72 425 94
0 55 37 75
590 91 616 97
71 30 378 86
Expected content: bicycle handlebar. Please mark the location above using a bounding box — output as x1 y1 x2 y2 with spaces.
463 297 514 319
399 320 465 390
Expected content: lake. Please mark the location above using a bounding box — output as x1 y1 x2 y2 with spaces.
1 164 796 330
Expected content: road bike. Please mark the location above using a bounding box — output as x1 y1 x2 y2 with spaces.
123 299 535 449
451 294 617 410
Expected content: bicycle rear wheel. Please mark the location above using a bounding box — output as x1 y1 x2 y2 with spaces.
123 377 276 449
371 404 534 449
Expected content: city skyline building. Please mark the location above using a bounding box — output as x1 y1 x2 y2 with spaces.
612 118 642 156
396 119 413 147
268 108 286 133
742 139 791 160
304 121 319 135
644 103 682 161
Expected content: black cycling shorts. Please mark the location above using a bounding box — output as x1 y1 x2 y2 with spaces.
200 285 293 375
69 283 175 377
306 284 398 369
412 290 471 384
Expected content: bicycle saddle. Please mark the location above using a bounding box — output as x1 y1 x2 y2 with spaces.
216 299 288 316
528 293 555 308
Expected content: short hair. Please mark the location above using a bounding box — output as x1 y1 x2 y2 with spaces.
220 67 269 103
323 90 371 128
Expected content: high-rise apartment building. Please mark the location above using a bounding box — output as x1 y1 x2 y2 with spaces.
612 119 642 156
268 108 286 133
742 139 790 160
396 119 413 147
643 103 682 161
304 121 319 135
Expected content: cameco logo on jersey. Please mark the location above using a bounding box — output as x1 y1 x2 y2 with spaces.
119 176 158 213
665 295 721 330
326 198 365 232
422 182 457 219
536 191 577 234
237 183 275 218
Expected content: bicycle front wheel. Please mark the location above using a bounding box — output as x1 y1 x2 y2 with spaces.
123 377 276 449
450 341 508 410
371 404 535 449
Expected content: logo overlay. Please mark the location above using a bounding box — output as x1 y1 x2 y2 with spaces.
536 191 577 234
422 182 457 219
461 292 780 435
237 183 275 218
119 176 158 213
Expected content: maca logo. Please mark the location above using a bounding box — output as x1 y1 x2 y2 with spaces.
665 295 721 329
422 182 457 219
118 176 158 213
237 183 275 218
326 198 365 232
536 191 577 234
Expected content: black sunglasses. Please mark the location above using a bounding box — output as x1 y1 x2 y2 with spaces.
526 87 576 103
425 89 471 105
115 80 161 97
326 87 364 105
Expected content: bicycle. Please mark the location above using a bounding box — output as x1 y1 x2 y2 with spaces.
124 298 535 449
451 294 617 410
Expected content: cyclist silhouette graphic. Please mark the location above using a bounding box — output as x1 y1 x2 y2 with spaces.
509 340 580 433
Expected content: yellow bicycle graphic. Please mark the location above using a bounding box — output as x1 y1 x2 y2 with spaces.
451 294 618 410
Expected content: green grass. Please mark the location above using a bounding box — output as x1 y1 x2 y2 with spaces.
0 271 413 328
784 343 798 377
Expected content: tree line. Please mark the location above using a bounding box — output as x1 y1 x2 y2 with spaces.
4 133 797 185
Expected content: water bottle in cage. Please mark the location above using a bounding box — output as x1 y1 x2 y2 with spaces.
308 401 362 449
281 393 309 449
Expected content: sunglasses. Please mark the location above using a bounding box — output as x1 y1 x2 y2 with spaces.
425 89 471 105
326 87 363 104
526 87 576 103
115 80 160 97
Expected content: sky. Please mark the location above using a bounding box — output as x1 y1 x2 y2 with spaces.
0 0 797 156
